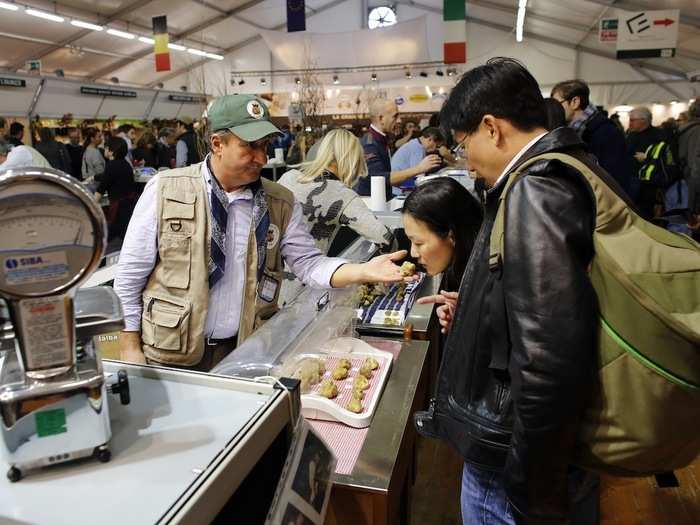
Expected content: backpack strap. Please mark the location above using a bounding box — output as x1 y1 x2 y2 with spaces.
489 152 625 272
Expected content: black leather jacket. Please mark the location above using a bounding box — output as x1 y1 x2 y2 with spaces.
416 128 602 523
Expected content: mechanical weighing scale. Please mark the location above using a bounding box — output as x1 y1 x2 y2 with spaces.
0 167 130 482
0 170 302 524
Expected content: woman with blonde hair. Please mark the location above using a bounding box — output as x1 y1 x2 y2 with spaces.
278 128 393 305
279 128 393 254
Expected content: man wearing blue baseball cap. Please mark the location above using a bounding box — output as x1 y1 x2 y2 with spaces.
115 94 410 371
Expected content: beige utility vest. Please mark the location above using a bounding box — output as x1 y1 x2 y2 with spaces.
140 163 294 366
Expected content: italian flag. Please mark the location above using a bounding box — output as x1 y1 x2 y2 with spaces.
444 0 466 64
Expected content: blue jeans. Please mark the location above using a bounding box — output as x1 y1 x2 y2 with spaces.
460 462 600 525
461 463 515 525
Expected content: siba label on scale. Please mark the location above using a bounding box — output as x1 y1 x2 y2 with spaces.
4 251 69 285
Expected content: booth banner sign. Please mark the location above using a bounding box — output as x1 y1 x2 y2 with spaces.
80 86 138 98
260 17 429 70
599 18 618 43
616 9 679 59
153 16 171 72
287 0 306 32
168 94 206 103
26 60 41 76
0 77 26 88
443 0 467 64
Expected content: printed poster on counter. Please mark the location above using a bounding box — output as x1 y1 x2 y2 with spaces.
265 418 336 525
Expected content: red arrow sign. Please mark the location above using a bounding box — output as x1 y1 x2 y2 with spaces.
654 18 675 27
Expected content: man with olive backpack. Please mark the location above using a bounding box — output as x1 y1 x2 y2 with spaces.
415 57 700 525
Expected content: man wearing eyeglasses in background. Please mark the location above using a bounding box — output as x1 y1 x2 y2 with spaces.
115 94 412 371
551 79 635 200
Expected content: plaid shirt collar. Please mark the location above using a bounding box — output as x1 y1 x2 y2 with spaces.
570 104 597 133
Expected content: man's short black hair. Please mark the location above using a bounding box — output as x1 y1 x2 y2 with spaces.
440 57 547 136
0 117 6 129
106 137 128 160
9 122 24 136
117 124 134 134
420 126 445 143
550 79 590 109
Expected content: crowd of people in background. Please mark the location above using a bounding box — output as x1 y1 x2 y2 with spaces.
0 87 698 246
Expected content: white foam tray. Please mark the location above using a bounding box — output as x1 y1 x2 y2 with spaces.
297 337 393 428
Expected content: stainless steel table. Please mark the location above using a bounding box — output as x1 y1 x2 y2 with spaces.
326 338 430 525
0 361 296 525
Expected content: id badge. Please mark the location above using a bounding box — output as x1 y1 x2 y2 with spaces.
258 273 280 303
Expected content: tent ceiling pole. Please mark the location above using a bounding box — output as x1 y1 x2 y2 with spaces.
8 0 160 71
147 0 349 87
89 0 269 82
27 78 46 118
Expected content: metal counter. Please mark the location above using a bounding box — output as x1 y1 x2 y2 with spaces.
335 338 428 492
0 361 296 525
326 338 430 525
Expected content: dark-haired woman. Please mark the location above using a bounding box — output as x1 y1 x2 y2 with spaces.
95 137 138 241
132 132 159 168
401 177 482 333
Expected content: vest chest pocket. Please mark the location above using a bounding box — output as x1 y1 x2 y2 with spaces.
159 233 191 289
142 295 191 352
163 190 196 235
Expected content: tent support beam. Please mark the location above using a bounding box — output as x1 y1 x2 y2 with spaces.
8 0 160 71
146 0 350 87
89 0 269 82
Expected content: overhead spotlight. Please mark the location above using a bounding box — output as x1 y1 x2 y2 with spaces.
447 68 456 77
419 71 428 78
180 85 188 92
110 76 120 84
260 78 267 85
54 69 65 78
332 75 339 85
405 71 412 79
155 82 164 89
371 73 377 82
295 77 301 85
436 69 444 77
238 79 245 85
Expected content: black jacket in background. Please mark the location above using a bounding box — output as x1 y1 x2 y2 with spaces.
132 146 158 168
35 140 71 174
580 111 635 199
356 128 392 200
65 143 84 180
97 158 138 199
418 128 606 523
179 130 201 166
156 141 175 169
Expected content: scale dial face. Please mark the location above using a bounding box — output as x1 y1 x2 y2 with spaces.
0 172 104 298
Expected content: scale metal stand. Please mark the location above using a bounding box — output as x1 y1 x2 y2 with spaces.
0 167 129 482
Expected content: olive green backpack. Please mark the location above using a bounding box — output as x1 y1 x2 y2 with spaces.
490 152 700 477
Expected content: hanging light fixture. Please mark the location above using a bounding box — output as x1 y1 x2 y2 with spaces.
405 71 412 79
260 78 267 85
295 77 301 85
371 73 377 82
332 75 340 85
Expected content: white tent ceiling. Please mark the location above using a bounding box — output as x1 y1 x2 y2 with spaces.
0 0 698 105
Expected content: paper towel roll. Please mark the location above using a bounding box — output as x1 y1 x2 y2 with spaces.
274 148 284 162
369 176 387 212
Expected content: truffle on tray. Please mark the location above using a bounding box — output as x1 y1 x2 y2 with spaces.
353 375 370 391
346 397 363 413
363 356 379 371
332 366 349 380
318 379 338 399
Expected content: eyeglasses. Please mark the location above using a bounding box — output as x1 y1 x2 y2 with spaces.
452 133 469 158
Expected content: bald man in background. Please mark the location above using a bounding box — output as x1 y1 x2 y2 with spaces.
356 99 441 200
